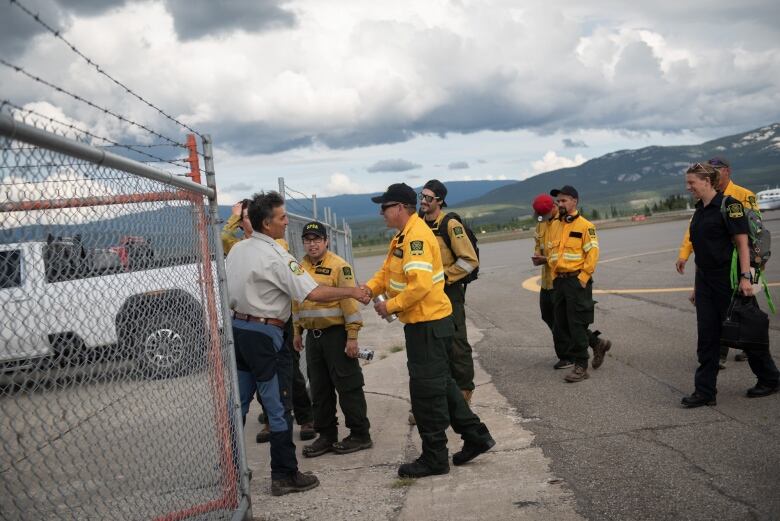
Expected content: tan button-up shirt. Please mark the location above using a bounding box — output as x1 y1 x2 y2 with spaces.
226 231 318 321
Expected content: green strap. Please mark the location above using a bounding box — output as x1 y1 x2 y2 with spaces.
729 250 738 290
758 270 776 314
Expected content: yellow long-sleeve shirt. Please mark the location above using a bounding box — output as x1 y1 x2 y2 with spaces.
292 250 362 339
425 212 479 284
365 213 451 324
678 181 758 261
534 218 555 290
222 214 289 255
546 212 600 286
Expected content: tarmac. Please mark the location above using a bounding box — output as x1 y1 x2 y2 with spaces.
243 311 582 521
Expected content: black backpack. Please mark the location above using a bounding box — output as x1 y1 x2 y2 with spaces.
720 196 771 270
435 212 480 284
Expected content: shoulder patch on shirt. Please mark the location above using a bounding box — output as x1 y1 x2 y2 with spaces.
393 247 404 258
453 226 464 237
314 266 332 275
727 203 744 218
289 260 305 275
747 195 756 207
588 227 597 238
409 240 424 256
342 266 353 279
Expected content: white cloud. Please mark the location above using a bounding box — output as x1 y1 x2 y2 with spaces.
532 151 587 174
324 173 362 196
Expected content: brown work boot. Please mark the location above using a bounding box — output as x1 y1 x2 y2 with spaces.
271 471 319 496
564 365 589 383
332 434 373 454
299 422 316 441
461 389 474 404
591 337 612 369
256 421 271 443
302 435 335 458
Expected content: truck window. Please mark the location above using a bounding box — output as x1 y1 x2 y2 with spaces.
0 250 22 289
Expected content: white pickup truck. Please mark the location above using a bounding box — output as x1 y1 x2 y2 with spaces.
0 236 219 383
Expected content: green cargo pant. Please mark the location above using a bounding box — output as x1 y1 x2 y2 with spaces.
552 277 595 367
404 316 490 470
305 326 370 440
444 282 475 391
541 287 600 361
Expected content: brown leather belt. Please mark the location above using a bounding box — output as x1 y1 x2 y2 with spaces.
556 270 581 279
232 312 286 329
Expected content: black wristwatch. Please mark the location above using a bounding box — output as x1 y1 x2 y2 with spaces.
740 272 753 283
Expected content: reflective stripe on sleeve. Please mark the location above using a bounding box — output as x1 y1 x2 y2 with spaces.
344 312 362 323
297 308 344 318
403 261 433 273
389 279 408 291
432 271 445 283
583 242 599 252
563 253 583 261
455 258 475 273
292 313 300 321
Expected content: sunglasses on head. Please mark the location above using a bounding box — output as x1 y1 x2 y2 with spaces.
418 193 440 203
686 162 712 174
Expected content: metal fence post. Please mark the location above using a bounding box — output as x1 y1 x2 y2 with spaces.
202 134 252 521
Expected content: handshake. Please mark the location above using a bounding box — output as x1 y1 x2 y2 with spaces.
351 285 372 305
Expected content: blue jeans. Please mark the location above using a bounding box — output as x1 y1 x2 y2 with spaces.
232 319 296 480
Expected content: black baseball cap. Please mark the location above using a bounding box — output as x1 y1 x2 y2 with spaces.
423 179 448 207
550 185 579 199
301 221 327 239
708 156 730 169
371 183 417 205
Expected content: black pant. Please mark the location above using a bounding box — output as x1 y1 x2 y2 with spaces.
541 288 601 361
305 326 370 439
694 269 780 398
552 277 594 367
404 317 489 470
444 282 475 391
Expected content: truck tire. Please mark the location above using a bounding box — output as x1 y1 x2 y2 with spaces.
117 293 206 379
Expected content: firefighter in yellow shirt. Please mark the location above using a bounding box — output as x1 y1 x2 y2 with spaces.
221 199 252 255
532 194 612 370
546 186 600 383
675 157 758 365
292 221 372 458
361 183 495 479
419 179 478 404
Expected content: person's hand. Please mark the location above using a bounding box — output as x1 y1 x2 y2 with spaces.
374 299 389 319
579 278 588 289
344 339 358 358
293 335 304 352
231 202 242 217
531 254 546 266
675 258 687 275
353 287 371 305
739 277 754 297
688 290 695 306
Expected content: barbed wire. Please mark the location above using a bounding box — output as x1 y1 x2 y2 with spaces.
8 0 204 140
0 100 200 174
283 193 312 217
284 185 313 201
0 60 185 147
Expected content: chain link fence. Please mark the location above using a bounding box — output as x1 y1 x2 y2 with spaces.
0 104 249 520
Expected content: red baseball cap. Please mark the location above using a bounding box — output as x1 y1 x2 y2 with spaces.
532 194 556 221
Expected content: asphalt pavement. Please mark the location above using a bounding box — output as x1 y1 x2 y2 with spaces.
245 212 780 521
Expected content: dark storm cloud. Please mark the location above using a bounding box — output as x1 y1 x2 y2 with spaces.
563 138 588 148
0 0 63 57
366 159 422 173
448 161 469 170
163 0 297 40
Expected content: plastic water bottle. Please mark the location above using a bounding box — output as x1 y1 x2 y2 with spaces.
357 349 375 361
373 293 398 323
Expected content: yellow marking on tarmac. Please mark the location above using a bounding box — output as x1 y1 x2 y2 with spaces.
522 248 778 294
521 275 780 295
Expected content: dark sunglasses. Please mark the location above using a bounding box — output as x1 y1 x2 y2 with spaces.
418 193 440 203
381 202 402 211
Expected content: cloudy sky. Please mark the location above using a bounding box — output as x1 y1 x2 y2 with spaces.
2 0 779 205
